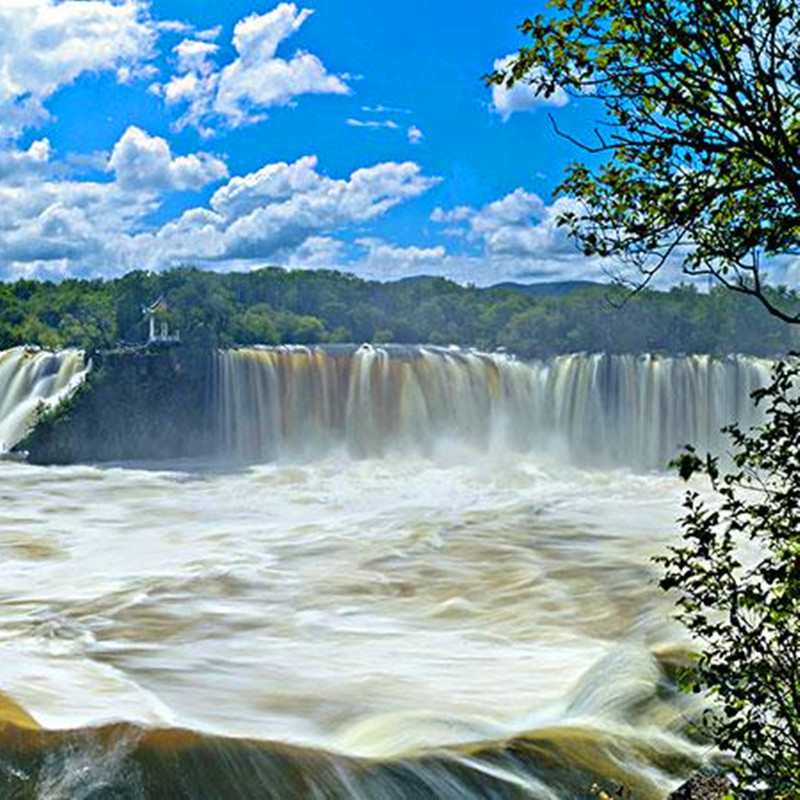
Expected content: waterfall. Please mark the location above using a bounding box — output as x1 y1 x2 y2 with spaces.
0 347 89 452
214 346 772 468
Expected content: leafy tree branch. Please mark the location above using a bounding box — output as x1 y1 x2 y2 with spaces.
489 0 800 321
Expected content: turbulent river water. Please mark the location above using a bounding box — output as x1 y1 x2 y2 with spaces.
0 346 773 799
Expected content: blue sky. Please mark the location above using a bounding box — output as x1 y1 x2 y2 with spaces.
0 0 623 285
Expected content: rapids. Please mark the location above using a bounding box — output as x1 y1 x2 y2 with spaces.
0 345 768 798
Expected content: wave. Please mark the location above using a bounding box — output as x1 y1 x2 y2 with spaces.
0 646 710 799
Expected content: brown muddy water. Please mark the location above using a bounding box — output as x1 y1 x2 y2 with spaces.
0 345 764 798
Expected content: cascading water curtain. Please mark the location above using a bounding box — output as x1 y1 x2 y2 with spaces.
212 346 772 469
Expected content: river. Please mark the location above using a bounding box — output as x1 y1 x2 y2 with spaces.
0 345 769 799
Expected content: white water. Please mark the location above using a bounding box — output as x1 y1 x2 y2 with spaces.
0 346 771 796
0 458 690 744
0 347 88 452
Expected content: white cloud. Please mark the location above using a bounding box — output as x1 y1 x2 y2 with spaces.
195 25 223 42
430 205 472 224
346 118 400 130
189 158 439 262
490 54 568 121
407 125 424 145
0 153 439 279
286 235 608 286
123 157 433 267
0 174 154 274
216 4 350 123
0 138 51 181
160 72 202 105
155 19 194 35
470 189 547 235
108 126 228 192
0 151 663 287
353 237 445 278
285 235 451 282
425 189 613 283
159 3 349 133
154 21 222 40
209 157 437 225
287 235 347 268
116 63 159 85
174 39 218 75
360 105 411 114
432 188 572 258
0 0 157 138
208 155 322 217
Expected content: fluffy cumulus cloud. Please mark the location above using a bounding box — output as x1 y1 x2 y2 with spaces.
425 189 616 284
349 237 446 280
0 127 224 270
0 164 613 284
108 126 228 192
287 235 347 268
283 186 611 285
0 139 52 181
490 54 568 121
0 150 439 279
284 235 450 282
0 0 157 138
157 3 349 133
0 144 620 285
432 188 575 257
0 173 151 278
174 39 219 74
139 156 440 264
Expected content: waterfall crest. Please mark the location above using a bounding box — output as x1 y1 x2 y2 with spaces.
214 346 771 468
0 347 89 452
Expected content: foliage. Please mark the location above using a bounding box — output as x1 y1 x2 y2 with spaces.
0 266 798 357
489 0 800 322
657 359 800 794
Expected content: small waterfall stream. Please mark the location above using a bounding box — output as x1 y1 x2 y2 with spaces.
0 347 88 452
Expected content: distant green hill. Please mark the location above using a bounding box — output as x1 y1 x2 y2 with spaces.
0 266 796 357
396 276 602 297
488 280 603 297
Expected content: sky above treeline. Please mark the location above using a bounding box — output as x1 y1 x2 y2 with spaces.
0 0 651 285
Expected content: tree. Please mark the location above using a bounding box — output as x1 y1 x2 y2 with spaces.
657 359 800 795
232 304 280 345
489 0 800 322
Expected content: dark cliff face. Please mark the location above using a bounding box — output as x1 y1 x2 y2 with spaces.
22 349 218 465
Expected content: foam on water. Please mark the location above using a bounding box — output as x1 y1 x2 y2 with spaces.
0 345 755 797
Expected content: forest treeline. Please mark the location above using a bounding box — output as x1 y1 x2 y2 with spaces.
1 266 797 357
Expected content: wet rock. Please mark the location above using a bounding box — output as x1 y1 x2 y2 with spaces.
22 348 218 464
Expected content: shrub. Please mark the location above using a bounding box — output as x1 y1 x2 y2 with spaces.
657 359 800 795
